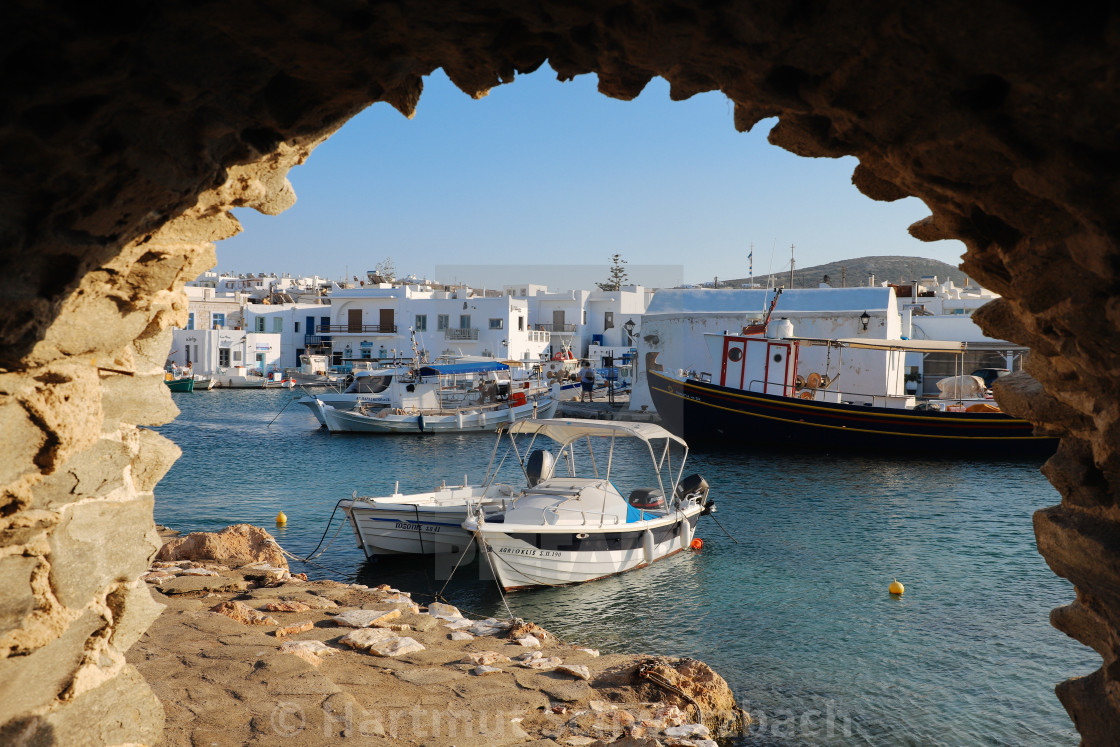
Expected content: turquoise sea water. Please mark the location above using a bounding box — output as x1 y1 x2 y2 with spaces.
153 389 1096 746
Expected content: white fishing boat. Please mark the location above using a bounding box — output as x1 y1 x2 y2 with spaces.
339 423 545 555
284 353 344 387
340 479 519 557
296 360 525 425
319 383 558 433
463 419 713 591
192 374 216 390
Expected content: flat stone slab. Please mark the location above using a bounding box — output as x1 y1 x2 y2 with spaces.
368 636 425 657
333 608 401 628
338 628 397 651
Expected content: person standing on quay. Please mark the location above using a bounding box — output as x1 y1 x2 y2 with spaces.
580 362 596 402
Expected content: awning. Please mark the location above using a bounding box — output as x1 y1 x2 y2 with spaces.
797 337 968 353
506 418 687 448
417 361 510 376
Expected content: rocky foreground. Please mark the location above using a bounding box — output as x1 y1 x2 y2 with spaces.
127 525 747 746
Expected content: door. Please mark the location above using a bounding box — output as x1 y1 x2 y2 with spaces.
764 341 795 396
347 308 362 333
552 309 565 330
720 337 747 389
306 315 315 335
379 308 395 333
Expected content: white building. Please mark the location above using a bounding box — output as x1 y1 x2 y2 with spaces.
324 283 551 365
895 277 1028 394
170 328 283 375
171 283 331 375
630 287 901 412
504 283 654 362
189 271 332 302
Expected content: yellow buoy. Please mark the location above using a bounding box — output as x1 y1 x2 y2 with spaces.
889 578 905 595
275 511 287 526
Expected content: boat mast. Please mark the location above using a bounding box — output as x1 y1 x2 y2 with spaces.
763 286 785 328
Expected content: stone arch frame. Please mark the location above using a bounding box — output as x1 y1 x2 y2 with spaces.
1 2 1117 743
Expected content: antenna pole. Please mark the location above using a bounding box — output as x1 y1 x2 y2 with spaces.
789 244 795 288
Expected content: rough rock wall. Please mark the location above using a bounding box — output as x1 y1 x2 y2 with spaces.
1 2 1117 743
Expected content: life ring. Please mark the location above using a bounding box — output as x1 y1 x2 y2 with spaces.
552 353 562 361
798 390 813 400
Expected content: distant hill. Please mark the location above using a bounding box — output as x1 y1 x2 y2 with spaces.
714 255 969 290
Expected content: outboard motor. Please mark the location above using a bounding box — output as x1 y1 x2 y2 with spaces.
628 488 665 511
675 474 713 513
525 449 555 487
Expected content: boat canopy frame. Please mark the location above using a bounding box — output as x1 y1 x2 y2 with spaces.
482 418 690 505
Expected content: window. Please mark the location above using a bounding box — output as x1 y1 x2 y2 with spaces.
271 317 282 333
218 348 230 367
254 317 265 332
294 321 300 333
233 351 242 362
212 313 225 329
331 351 343 366
437 314 449 331
186 312 195 330
518 316 524 331
489 318 503 329
415 314 427 331
460 315 471 329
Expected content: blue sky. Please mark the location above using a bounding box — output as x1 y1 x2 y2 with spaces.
218 66 964 287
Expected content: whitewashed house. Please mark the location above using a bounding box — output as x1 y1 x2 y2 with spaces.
242 300 333 370
324 282 550 365
896 277 1028 394
630 287 902 412
505 283 654 363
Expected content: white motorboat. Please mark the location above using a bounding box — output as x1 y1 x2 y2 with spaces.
192 375 216 390
297 360 525 425
339 424 543 555
319 383 558 434
463 419 713 591
284 353 345 388
341 480 519 557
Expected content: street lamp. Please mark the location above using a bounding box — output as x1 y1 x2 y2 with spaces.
859 311 870 331
623 318 636 343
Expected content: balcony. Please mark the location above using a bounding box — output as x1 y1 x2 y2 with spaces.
318 324 397 334
445 328 479 340
304 334 332 346
535 322 576 332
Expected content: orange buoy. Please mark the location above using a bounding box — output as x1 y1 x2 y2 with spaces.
690 538 703 550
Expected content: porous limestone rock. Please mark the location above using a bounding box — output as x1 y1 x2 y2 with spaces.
156 524 288 569
274 621 314 637
209 601 279 626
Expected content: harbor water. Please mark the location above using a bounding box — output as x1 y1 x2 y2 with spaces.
154 389 1095 745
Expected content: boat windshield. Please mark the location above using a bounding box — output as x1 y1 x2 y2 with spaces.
345 373 394 393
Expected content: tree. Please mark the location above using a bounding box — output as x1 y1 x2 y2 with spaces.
373 257 396 282
596 254 629 291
